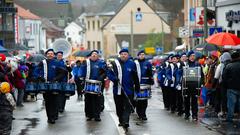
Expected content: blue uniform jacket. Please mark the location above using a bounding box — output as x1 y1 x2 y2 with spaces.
165 63 177 87
107 58 140 95
136 59 154 85
35 59 66 82
80 59 107 81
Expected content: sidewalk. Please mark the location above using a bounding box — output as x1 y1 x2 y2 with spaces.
199 106 240 135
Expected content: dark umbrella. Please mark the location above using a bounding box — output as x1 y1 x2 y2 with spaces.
72 50 91 57
193 43 219 51
27 54 46 63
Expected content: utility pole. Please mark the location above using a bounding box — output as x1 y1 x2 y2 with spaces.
130 10 134 56
203 0 208 41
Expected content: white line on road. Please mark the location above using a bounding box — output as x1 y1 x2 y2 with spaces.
105 97 126 135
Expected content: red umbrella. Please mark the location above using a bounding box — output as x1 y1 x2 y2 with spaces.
206 32 240 46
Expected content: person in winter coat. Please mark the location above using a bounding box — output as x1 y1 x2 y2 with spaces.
0 82 16 135
222 51 240 122
212 52 232 117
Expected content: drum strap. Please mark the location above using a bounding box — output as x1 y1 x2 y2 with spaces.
43 59 48 82
134 60 141 83
86 59 91 80
170 63 175 87
115 59 122 95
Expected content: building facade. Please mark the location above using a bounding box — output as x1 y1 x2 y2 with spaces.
216 0 240 37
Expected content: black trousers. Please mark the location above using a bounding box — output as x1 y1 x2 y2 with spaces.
76 80 84 97
58 93 66 112
0 109 12 135
84 93 101 118
162 86 170 109
136 99 148 118
176 90 183 114
113 94 134 125
43 93 59 121
184 88 198 117
169 87 176 112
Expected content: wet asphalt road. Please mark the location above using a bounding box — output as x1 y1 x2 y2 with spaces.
11 86 222 135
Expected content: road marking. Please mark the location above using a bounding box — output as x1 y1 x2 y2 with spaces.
105 97 126 135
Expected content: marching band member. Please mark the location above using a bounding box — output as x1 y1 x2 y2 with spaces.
134 50 154 120
159 54 173 110
165 54 178 113
35 49 66 124
175 53 186 116
184 50 204 121
55 51 68 113
80 50 107 122
107 48 140 131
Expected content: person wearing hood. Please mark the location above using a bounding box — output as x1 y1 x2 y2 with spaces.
212 52 232 117
134 50 153 120
222 51 240 123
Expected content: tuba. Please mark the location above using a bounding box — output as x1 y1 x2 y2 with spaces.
51 38 72 58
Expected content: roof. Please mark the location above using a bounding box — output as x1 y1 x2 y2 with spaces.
41 18 63 32
65 22 83 31
15 4 41 20
102 0 169 29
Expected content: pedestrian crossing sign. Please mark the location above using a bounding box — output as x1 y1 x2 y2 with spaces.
135 12 143 22
209 27 222 35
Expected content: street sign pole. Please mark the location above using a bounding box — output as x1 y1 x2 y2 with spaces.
130 10 134 56
203 0 208 41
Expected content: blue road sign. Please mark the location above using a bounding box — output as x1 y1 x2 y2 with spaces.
156 47 163 53
56 0 70 4
209 27 223 35
135 12 142 22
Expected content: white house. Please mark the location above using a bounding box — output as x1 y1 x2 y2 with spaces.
15 4 42 53
64 22 85 48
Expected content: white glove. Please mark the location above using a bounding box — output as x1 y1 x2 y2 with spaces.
6 93 16 109
176 84 181 91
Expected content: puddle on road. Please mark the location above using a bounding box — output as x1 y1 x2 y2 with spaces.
18 118 39 135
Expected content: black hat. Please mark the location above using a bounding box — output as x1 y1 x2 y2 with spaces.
88 50 99 56
119 48 129 54
45 49 54 55
55 51 63 55
187 50 195 57
167 54 174 59
137 50 145 56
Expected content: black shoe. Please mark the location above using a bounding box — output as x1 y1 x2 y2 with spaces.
12 117 15 120
142 117 147 121
123 123 129 129
192 116 198 121
94 118 101 122
177 112 183 116
59 110 64 113
17 104 24 107
118 123 123 127
48 119 55 124
87 118 92 121
184 115 189 120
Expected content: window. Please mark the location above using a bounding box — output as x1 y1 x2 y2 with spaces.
30 23 32 35
237 30 240 38
97 41 101 50
0 14 2 31
93 41 95 49
98 20 100 30
88 21 90 30
67 37 72 42
87 41 91 49
6 13 13 31
92 21 95 30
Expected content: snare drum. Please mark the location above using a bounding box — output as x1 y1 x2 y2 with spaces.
135 84 151 100
38 83 49 93
84 79 102 94
25 82 38 95
49 82 61 94
62 83 75 96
